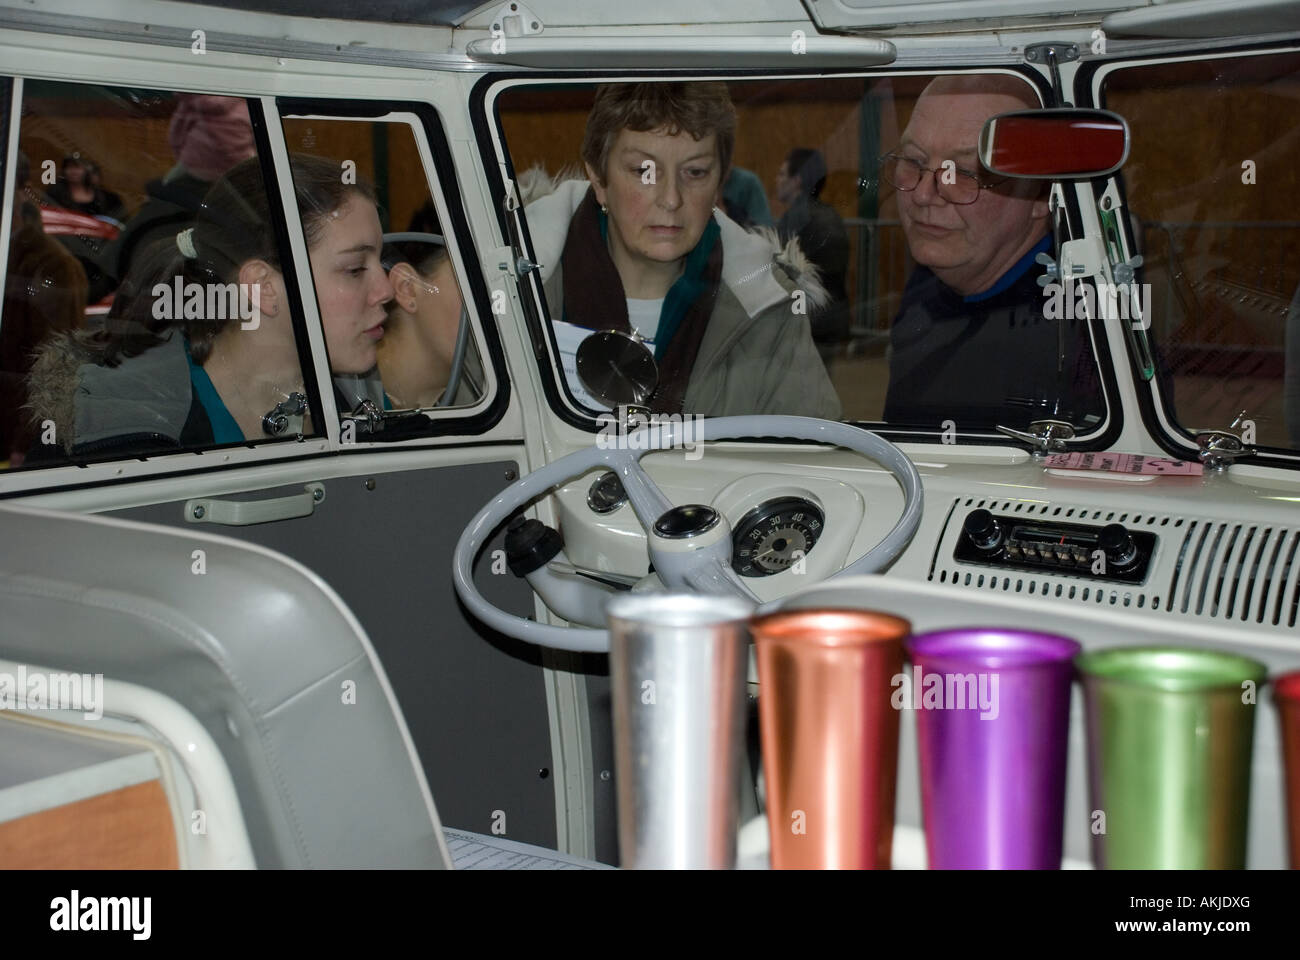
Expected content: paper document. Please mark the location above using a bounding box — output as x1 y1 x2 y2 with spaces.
444 828 614 870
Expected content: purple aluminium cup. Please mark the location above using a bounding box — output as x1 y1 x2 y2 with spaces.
904 628 1081 869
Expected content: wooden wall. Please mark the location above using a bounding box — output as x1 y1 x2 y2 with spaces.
499 78 919 331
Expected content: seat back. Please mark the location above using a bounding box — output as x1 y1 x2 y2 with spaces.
0 502 451 868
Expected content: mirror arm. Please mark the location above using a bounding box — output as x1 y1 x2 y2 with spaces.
1024 41 1079 108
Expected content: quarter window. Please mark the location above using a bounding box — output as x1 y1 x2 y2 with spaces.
280 113 487 437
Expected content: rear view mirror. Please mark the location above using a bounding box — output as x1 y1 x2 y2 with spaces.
979 109 1129 179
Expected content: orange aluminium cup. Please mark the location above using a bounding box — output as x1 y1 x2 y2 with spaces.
749 608 910 869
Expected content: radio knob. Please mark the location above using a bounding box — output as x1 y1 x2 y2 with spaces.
963 509 1004 552
1099 523 1137 569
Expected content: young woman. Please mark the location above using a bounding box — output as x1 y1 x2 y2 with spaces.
26 153 393 457
523 81 840 419
377 202 482 409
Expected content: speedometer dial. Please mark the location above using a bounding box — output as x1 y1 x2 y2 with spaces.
731 497 824 578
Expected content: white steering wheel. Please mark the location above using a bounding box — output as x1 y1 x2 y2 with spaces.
452 415 923 652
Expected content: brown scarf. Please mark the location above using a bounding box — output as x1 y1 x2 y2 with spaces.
559 186 723 413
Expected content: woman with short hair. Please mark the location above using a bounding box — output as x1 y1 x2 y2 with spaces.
524 82 841 418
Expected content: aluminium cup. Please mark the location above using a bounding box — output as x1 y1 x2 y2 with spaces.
750 608 909 869
1274 670 1300 869
606 592 753 869
1076 645 1267 869
906 628 1080 869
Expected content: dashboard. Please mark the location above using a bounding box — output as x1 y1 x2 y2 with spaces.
551 443 1300 640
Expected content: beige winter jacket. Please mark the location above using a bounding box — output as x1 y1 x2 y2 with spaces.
523 176 842 420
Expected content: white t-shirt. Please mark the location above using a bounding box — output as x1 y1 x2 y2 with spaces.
626 297 664 344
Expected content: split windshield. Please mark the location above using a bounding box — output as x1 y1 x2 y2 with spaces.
1101 49 1300 454
497 74 1109 436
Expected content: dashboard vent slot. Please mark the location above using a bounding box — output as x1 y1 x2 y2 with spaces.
933 498 1299 628
1169 523 1300 626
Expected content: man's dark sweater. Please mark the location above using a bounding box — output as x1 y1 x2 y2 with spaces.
883 236 1104 431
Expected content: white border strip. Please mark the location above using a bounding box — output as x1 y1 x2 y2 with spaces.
0 77 21 344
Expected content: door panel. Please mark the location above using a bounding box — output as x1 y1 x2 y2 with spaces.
110 458 560 850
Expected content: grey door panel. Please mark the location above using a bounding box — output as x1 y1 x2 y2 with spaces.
113 458 561 851
582 668 618 865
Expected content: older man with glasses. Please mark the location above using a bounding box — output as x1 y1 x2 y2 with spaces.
880 73 1104 432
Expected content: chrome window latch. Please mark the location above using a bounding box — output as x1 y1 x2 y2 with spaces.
350 397 384 434
996 419 1076 457
262 392 308 436
1195 429 1254 471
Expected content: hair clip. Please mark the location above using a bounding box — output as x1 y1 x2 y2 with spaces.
176 227 198 259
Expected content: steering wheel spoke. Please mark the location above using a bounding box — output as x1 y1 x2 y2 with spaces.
610 446 674 531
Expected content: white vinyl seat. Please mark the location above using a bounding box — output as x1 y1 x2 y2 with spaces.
0 503 603 869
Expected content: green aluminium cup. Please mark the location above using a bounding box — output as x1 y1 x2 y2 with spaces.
1076 646 1268 869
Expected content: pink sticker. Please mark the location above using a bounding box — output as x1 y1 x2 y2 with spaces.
1043 452 1204 476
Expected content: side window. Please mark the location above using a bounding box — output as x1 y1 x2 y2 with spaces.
496 75 1105 434
279 113 487 436
1103 51 1300 454
1 80 322 469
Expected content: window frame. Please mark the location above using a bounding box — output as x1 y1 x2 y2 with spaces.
0 80 340 494
471 66 1126 452
273 97 512 446
0 78 511 495
1080 39 1300 471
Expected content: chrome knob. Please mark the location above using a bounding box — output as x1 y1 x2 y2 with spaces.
996 419 1076 457
1195 430 1253 471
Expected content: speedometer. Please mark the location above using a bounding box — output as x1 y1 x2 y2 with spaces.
731 497 825 578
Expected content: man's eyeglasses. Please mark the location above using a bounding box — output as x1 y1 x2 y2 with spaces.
876 153 1008 205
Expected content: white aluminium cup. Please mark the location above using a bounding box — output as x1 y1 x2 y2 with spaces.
605 592 754 869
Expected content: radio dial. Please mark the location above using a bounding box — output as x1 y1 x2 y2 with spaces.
963 509 1004 552
1099 523 1137 569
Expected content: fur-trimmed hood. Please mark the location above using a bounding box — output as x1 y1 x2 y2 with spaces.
24 331 96 452
25 329 194 453
518 168 829 316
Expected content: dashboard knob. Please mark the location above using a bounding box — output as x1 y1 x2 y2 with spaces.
1099 523 1137 569
963 509 1003 552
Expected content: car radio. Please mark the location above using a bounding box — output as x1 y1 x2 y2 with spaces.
953 509 1156 584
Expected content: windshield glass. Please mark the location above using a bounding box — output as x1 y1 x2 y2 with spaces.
497 73 1108 434
1102 50 1300 454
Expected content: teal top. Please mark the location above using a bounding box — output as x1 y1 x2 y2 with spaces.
597 207 722 364
184 341 244 443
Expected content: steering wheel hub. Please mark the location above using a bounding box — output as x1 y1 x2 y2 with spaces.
653 504 721 539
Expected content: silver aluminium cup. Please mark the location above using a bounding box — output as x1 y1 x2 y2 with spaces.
606 592 754 869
